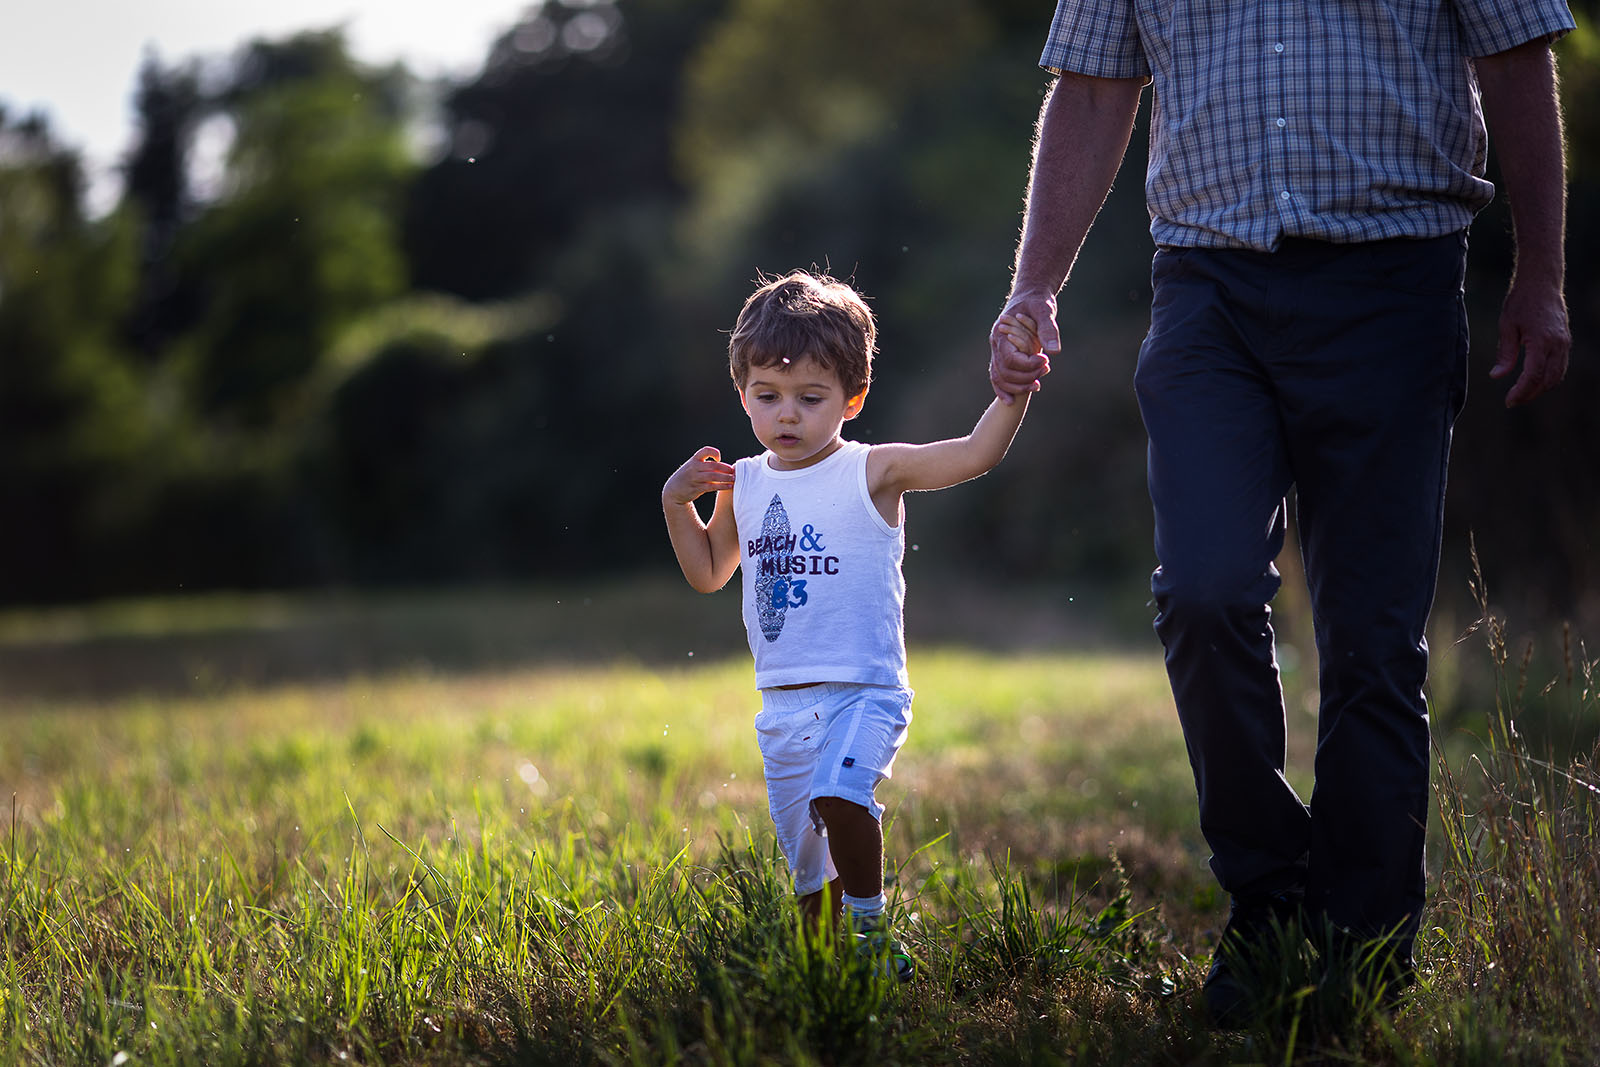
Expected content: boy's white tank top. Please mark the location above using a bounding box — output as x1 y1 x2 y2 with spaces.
732 440 907 689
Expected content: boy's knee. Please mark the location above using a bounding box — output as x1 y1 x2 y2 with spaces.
812 795 870 821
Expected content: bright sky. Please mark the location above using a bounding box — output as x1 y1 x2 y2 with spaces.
0 0 532 195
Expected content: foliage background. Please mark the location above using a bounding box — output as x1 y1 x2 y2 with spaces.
1 0 1595 632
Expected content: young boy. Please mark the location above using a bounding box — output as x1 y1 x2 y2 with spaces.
662 270 1036 978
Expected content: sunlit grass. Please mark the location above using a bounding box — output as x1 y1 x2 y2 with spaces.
1 651 1199 1065
2 634 1596 1064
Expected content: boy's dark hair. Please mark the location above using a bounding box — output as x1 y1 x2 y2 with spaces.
728 270 875 397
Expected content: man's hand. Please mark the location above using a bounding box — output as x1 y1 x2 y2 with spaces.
1492 278 1570 407
989 291 1058 403
1474 40 1570 408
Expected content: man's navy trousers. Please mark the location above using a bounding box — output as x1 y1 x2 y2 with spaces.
1134 232 1469 955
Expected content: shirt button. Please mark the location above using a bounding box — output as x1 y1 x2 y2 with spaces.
1276 117 1287 128
1280 190 1291 201
1274 42 1285 53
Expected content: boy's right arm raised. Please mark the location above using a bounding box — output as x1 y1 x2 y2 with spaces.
662 447 741 593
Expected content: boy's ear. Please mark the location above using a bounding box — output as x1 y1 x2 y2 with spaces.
735 382 750 412
843 386 868 420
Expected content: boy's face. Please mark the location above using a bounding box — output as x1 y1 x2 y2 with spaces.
739 355 866 471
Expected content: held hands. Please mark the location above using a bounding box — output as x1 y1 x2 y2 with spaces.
1491 277 1570 407
663 446 735 506
996 312 1042 361
989 292 1059 404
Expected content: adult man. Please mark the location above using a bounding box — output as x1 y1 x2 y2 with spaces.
989 0 1574 1026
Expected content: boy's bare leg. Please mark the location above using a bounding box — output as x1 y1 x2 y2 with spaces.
798 876 843 929
812 796 883 899
814 795 914 980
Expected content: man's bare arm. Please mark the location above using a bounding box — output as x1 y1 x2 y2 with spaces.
990 72 1144 402
1474 39 1571 407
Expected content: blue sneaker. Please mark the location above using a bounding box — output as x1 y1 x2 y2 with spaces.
852 915 915 982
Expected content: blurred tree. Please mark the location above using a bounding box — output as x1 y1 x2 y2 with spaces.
121 53 205 361
0 110 149 600
176 31 413 429
68 31 424 597
405 0 725 301
678 0 987 268
0 2 1594 619
318 329 574 583
333 0 732 584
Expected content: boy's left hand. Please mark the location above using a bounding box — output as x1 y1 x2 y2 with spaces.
663 446 736 507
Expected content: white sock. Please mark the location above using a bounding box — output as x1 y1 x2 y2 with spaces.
842 891 886 927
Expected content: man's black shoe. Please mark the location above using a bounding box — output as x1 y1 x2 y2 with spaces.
1202 891 1305 1029
1318 929 1417 1016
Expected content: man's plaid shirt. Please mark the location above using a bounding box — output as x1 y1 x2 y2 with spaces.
1040 0 1575 251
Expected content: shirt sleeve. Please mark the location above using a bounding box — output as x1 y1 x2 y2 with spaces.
1452 0 1575 57
1039 0 1149 80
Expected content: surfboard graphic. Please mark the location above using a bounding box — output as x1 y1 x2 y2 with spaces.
756 494 790 642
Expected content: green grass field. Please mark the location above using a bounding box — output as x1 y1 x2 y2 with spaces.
2 593 1597 1065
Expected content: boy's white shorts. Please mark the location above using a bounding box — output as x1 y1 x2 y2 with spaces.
755 681 913 897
